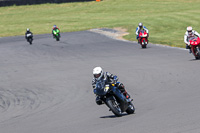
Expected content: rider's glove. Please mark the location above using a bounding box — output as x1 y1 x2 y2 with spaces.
113 76 118 81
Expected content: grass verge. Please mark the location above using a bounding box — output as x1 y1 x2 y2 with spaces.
1 0 200 47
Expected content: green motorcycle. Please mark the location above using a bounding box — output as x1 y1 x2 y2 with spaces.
52 29 60 41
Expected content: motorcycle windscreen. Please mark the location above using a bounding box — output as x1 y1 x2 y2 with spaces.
26 33 32 37
95 79 107 96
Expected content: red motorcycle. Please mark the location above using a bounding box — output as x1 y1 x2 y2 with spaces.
189 37 200 59
138 30 148 48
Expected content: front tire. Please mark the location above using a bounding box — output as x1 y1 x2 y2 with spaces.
56 36 60 41
195 48 200 59
142 45 146 48
106 97 122 117
126 102 135 114
28 38 32 45
142 40 146 48
195 56 199 59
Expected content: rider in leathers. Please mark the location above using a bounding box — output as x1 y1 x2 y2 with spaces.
52 25 60 38
92 67 130 105
25 28 33 41
184 26 200 53
135 22 149 43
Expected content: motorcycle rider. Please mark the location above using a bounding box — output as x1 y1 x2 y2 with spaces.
135 22 149 43
52 25 60 38
92 66 131 105
25 28 33 41
184 26 200 53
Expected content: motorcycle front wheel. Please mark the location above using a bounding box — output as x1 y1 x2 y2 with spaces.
56 36 60 41
28 38 32 45
195 47 200 59
142 40 146 48
126 102 135 114
106 97 122 117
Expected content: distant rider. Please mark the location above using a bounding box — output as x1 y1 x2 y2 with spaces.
25 28 33 40
184 26 200 53
52 25 60 38
92 66 131 105
136 22 149 43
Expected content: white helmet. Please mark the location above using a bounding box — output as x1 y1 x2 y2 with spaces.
187 26 193 35
93 67 104 81
138 22 143 28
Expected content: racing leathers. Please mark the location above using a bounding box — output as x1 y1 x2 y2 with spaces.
92 72 130 105
136 26 149 40
52 26 60 38
25 31 33 41
184 30 200 52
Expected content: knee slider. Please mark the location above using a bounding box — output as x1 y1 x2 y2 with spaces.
96 97 103 105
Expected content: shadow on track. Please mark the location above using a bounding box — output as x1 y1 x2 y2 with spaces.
100 113 134 119
189 59 200 61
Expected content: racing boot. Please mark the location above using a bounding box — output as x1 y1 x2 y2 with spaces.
138 39 140 44
96 96 103 105
123 90 130 99
189 49 192 54
117 83 131 99
186 45 192 53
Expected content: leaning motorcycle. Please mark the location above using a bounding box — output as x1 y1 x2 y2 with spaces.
26 33 33 45
138 29 148 48
189 37 200 59
53 29 60 41
94 78 135 117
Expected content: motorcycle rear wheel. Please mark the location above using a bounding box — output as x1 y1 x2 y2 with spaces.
106 97 122 117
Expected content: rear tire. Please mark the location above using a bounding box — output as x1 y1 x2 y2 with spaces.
106 97 122 117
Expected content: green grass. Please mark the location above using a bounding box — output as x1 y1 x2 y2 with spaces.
1 0 200 47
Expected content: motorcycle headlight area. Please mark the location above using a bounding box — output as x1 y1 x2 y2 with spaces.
104 85 109 92
143 34 147 37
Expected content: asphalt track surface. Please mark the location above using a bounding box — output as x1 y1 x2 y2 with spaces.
0 31 200 133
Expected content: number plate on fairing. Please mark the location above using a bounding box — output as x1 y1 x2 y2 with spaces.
104 85 109 92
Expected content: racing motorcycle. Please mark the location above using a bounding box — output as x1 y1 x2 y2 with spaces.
94 78 135 117
26 33 33 45
189 37 200 59
138 29 148 48
53 29 60 41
